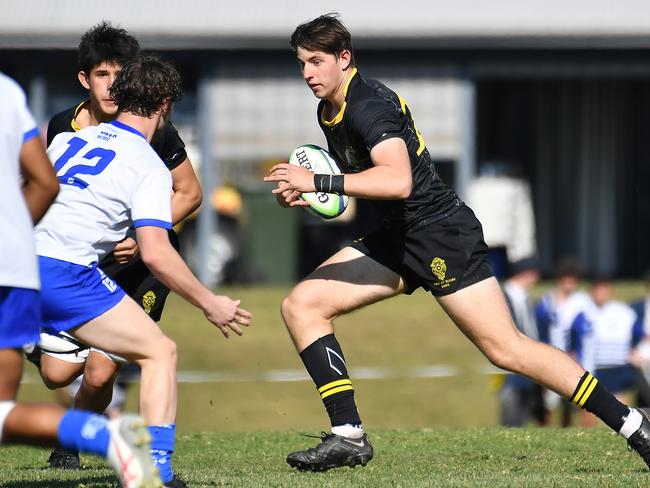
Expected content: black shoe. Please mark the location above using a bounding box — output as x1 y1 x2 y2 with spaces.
286 433 373 472
164 476 188 487
47 447 80 470
628 408 650 468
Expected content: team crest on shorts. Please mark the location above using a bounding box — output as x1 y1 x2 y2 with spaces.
142 291 156 315
430 257 447 281
430 257 456 289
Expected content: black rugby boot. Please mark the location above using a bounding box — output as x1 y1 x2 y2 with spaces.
164 475 188 487
47 447 81 470
286 433 373 471
628 408 650 468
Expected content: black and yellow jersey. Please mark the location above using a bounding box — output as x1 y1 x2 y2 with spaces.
317 68 460 228
46 101 187 171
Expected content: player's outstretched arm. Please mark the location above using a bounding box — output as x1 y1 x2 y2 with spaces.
19 136 59 224
135 225 252 337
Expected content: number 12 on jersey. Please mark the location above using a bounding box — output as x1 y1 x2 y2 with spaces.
53 136 116 189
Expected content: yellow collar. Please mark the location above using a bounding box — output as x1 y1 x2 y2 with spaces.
70 100 88 132
321 68 358 127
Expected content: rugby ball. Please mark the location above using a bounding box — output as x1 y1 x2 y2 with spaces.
288 144 349 220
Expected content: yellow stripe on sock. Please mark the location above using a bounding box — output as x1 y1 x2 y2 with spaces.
318 379 352 394
572 373 593 404
578 377 598 407
321 385 354 399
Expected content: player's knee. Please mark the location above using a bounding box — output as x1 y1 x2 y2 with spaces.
39 365 78 390
484 346 512 371
40 374 70 390
150 335 177 366
280 294 297 325
83 363 118 391
480 335 527 372
281 288 324 326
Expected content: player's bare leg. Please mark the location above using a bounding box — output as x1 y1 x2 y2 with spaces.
437 276 650 467
39 355 85 390
283 247 405 350
37 354 90 469
0 349 160 487
71 295 177 425
282 246 404 471
70 294 180 485
75 352 121 413
436 277 584 397
0 348 64 445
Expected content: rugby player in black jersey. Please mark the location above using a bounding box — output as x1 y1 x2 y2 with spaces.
35 22 201 488
265 13 650 472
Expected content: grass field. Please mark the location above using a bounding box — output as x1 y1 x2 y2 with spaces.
2 428 649 487
7 283 649 486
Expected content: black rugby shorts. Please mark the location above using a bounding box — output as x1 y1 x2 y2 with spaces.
350 205 492 296
100 230 180 322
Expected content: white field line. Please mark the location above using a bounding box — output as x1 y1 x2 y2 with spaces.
22 364 503 385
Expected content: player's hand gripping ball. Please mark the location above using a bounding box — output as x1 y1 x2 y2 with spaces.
288 144 349 219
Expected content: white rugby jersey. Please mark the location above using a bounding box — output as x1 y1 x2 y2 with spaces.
35 120 172 266
572 299 642 370
539 290 590 351
0 73 41 290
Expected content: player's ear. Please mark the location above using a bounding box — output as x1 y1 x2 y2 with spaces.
339 50 352 71
78 71 90 90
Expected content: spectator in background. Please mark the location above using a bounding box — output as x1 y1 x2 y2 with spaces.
629 270 650 406
467 161 536 279
571 276 643 426
499 257 545 426
537 257 590 426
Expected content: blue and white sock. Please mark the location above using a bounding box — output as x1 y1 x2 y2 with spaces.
148 424 176 483
57 410 109 457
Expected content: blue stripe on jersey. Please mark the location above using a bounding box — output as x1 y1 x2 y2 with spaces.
133 218 172 229
109 120 146 139
23 127 39 143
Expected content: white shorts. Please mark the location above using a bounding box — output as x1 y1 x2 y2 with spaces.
38 330 128 365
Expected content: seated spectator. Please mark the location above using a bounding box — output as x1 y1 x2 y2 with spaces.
571 276 643 426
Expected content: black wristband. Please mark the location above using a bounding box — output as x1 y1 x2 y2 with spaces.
330 174 344 195
314 174 345 195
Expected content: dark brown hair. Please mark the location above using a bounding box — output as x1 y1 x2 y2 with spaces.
554 256 584 280
78 21 139 74
290 13 355 66
109 55 182 117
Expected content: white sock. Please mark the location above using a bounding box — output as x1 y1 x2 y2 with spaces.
332 423 364 439
620 408 643 439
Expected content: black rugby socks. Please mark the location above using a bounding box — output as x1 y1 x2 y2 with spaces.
570 372 630 432
300 334 362 428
